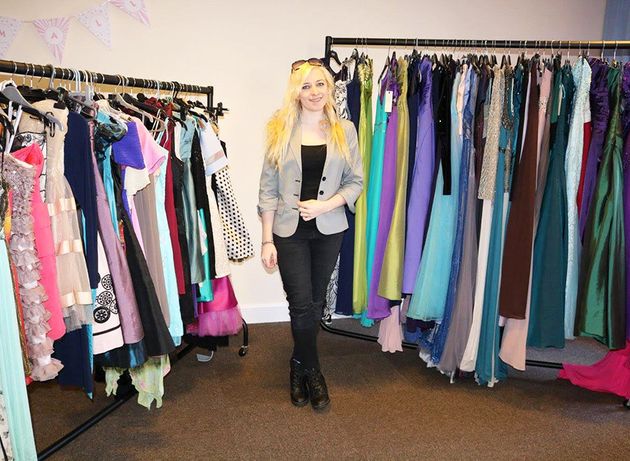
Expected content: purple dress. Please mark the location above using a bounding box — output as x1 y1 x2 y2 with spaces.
402 58 435 295
367 67 400 320
579 59 610 238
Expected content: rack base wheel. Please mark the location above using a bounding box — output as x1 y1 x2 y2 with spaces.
239 346 248 357
624 399 629 409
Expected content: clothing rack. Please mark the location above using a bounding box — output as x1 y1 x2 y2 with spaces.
321 36 629 408
324 37 630 57
0 58 230 115
0 58 249 459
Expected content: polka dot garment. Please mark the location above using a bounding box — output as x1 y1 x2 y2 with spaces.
214 165 254 262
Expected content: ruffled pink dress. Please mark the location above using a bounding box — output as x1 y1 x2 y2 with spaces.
11 144 65 341
3 146 63 381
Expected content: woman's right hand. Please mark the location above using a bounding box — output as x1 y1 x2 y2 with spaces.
261 242 277 269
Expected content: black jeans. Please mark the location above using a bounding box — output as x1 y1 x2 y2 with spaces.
274 224 344 370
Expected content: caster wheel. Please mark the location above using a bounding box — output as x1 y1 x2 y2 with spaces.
238 346 248 357
624 399 629 409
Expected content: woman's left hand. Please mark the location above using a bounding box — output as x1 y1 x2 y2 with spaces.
297 199 330 221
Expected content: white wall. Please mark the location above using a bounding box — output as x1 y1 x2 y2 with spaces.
1 0 606 323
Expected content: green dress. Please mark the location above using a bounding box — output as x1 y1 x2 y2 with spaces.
528 65 574 348
576 64 626 349
352 59 373 313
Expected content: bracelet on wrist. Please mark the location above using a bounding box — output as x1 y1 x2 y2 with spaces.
262 240 275 246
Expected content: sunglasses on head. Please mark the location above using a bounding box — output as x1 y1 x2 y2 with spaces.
291 58 324 73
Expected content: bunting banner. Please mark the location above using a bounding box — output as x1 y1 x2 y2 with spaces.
110 0 150 26
0 1 151 63
77 4 112 48
32 17 71 63
0 17 21 59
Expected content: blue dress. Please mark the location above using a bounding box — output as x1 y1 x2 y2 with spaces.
409 65 463 321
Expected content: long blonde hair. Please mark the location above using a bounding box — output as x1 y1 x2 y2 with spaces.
265 64 349 167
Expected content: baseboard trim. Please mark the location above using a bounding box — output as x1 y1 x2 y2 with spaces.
240 303 290 324
239 303 356 325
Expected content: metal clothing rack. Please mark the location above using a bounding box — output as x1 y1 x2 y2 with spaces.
321 36 630 409
0 58 249 459
0 58 230 114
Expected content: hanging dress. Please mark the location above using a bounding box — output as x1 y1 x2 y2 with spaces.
352 58 373 314
460 65 504 373
67 114 123 355
132 119 172 327
438 64 480 375
579 59 610 239
402 57 434 296
563 57 592 339
528 64 576 348
430 63 474 367
148 127 184 345
622 61 630 340
408 62 461 322
11 120 66 342
368 63 400 320
334 66 361 317
378 57 409 301
558 339 630 399
326 69 351 318
3 149 63 381
30 101 93 330
92 117 147 369
474 66 513 386
576 64 626 349
362 68 387 327
0 179 37 461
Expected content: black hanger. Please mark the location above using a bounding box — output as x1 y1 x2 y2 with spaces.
0 83 63 129
0 110 15 137
327 49 342 67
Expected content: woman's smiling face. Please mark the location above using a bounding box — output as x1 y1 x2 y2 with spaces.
298 67 329 113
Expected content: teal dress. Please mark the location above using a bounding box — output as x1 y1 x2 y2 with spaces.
0 239 37 460
528 65 574 348
475 70 514 386
361 91 387 327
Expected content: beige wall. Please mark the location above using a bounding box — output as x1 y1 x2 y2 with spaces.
1 0 606 322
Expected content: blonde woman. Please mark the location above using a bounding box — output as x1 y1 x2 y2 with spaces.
258 58 363 410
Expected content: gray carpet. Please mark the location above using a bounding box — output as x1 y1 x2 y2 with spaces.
29 321 629 460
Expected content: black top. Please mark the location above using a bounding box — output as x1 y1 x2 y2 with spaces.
299 144 327 230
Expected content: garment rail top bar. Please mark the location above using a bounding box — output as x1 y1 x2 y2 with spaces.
325 36 630 56
0 58 214 109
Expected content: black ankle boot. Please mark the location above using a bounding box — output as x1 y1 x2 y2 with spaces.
304 368 330 411
290 359 309 407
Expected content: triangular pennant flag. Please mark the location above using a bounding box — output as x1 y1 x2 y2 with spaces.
77 4 112 48
32 17 70 63
0 17 22 58
111 0 150 26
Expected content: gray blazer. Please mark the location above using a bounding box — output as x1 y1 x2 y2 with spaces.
258 119 363 238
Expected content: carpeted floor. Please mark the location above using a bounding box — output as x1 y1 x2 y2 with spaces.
29 321 629 460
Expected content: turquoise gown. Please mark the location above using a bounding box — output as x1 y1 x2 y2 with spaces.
408 70 463 321
361 91 388 328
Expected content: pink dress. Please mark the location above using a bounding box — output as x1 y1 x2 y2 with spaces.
558 341 630 399
11 143 66 341
187 276 242 337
